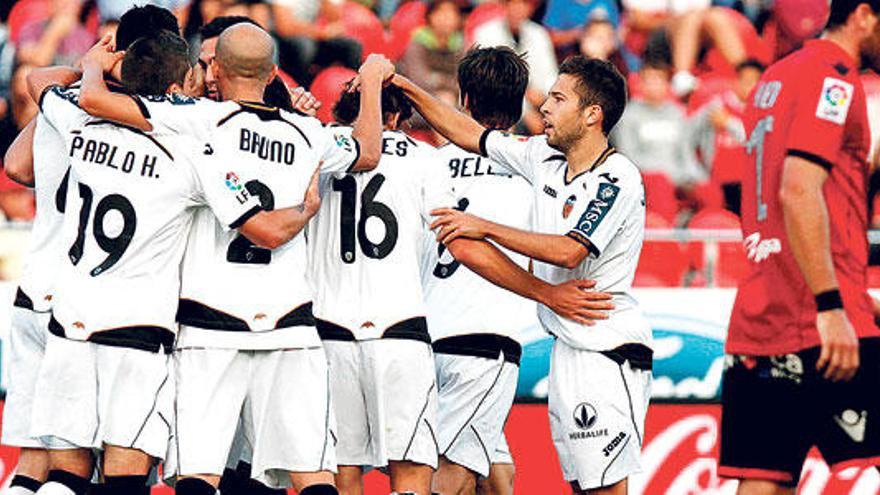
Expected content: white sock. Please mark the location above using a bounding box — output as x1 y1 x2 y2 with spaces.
33 482 75 495
8 486 38 495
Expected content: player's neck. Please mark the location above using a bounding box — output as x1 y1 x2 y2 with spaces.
565 132 610 178
822 31 860 66
221 82 265 105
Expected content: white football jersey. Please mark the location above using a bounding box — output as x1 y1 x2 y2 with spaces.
136 97 359 349
420 142 535 343
39 86 260 352
309 130 455 341
16 114 69 312
481 130 652 352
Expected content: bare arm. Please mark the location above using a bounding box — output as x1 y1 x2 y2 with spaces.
392 74 486 154
779 156 836 293
77 53 150 130
447 238 611 324
433 209 590 269
26 66 82 103
4 119 37 187
238 166 321 249
348 55 392 172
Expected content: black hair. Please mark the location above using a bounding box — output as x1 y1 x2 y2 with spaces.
457 46 529 129
828 0 880 30
264 77 294 111
199 16 260 41
121 31 191 96
333 82 414 126
116 5 179 51
736 58 766 74
558 56 627 135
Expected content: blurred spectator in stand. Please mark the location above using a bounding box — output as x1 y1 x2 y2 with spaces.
0 21 16 153
398 0 463 107
543 0 618 58
270 0 362 86
612 62 704 192
183 0 271 55
578 17 629 78
473 0 556 133
689 59 764 216
11 0 94 129
622 0 747 97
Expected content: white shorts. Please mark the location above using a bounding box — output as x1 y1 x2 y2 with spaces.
435 353 518 477
548 340 651 490
2 307 49 448
325 339 438 469
30 334 173 459
170 345 336 488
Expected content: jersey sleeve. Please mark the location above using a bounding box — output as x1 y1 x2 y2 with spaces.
316 125 360 174
479 130 547 184
39 85 90 134
566 169 642 258
785 73 857 170
187 149 263 230
136 95 216 141
421 147 457 225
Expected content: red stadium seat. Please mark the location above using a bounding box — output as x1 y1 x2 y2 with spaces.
339 1 389 60
464 2 505 45
642 172 678 223
686 208 749 287
702 8 771 76
387 0 428 61
634 212 689 287
309 66 358 123
868 267 880 288
8 0 51 43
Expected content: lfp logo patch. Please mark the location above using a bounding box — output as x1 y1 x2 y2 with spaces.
225 172 242 192
816 77 853 125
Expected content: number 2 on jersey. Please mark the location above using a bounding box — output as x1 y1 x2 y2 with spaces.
226 180 275 264
68 182 137 276
332 174 399 263
433 197 469 279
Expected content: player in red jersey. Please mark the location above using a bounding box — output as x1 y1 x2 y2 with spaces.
720 1 880 493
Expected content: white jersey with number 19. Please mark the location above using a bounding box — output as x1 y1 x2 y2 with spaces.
38 86 260 352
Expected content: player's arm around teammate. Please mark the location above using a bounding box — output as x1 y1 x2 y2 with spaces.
4 118 37 186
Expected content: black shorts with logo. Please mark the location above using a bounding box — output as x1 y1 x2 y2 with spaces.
719 337 880 486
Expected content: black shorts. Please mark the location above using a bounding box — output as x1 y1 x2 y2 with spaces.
719 337 880 486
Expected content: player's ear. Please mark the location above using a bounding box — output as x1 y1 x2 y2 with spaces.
585 104 603 129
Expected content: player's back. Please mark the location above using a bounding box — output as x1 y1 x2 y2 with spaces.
41 85 205 350
310 130 453 340
731 39 877 355
178 103 324 335
421 142 535 342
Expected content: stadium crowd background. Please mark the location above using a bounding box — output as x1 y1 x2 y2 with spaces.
0 0 877 288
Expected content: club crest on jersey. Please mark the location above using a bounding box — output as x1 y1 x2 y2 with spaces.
574 183 619 235
562 194 577 218
334 133 353 152
225 172 243 191
816 77 853 125
500 132 529 142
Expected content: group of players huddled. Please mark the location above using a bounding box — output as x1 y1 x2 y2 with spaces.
0 4 651 495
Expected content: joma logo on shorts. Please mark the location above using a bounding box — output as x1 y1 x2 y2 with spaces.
603 432 627 457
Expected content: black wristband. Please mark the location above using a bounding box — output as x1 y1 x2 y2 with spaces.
815 289 843 312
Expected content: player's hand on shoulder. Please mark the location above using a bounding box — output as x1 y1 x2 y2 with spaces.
816 309 860 382
542 279 614 326
431 209 489 244
290 87 322 116
82 34 124 74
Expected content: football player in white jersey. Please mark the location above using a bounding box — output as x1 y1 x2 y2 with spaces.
421 47 538 495
306 83 452 495
63 25 390 495
22 32 369 495
0 8 181 495
395 56 651 495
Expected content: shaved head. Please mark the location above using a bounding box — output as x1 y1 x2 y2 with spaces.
215 23 275 81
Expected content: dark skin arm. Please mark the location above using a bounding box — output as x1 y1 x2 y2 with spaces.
447 238 612 325
4 119 37 187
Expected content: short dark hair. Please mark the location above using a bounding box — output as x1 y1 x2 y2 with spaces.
558 56 627 135
116 5 179 51
121 32 191 96
827 0 880 29
333 82 414 126
457 46 529 129
264 77 293 111
199 16 260 41
736 58 766 74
